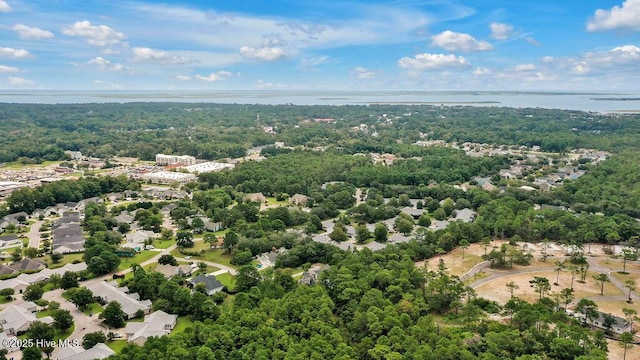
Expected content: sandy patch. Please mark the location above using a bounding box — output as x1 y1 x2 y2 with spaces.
475 270 624 305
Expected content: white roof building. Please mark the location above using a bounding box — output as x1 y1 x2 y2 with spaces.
87 282 152 319
56 343 115 360
140 171 196 184
182 161 235 174
0 302 54 335
124 310 177 346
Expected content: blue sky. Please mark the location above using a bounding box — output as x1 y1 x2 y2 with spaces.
0 0 639 91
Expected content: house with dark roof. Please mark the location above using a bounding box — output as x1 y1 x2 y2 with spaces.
9 258 46 272
190 274 224 295
52 222 86 254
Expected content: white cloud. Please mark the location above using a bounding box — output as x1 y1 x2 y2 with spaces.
12 24 54 40
256 79 285 88
514 64 536 72
101 48 120 55
489 22 514 40
351 67 377 79
398 53 470 71
88 57 127 72
240 46 288 61
0 47 30 59
175 75 192 81
473 67 491 75
526 37 541 46
62 20 126 46
541 56 554 63
587 0 640 31
131 47 190 64
8 76 34 85
195 71 233 82
570 45 640 74
0 65 19 73
300 56 330 67
431 31 492 52
0 0 10 12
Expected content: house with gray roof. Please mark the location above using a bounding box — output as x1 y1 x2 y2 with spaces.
8 257 46 272
87 281 152 319
189 274 224 295
124 310 177 345
56 343 115 360
0 302 54 335
299 264 330 286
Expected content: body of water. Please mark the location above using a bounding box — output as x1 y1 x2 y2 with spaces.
1 90 639 113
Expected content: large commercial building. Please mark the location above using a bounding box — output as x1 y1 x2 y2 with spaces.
182 162 235 174
141 171 196 185
155 154 196 166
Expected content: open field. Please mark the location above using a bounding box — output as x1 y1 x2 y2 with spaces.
117 250 159 271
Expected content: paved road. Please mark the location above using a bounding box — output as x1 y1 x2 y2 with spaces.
26 219 44 249
42 289 108 359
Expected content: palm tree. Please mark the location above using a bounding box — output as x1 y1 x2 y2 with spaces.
529 276 551 300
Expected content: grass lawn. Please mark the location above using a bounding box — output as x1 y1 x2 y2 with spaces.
107 340 128 353
171 245 235 268
37 309 53 318
0 160 60 169
152 239 174 249
216 272 236 291
82 302 103 316
265 197 288 206
0 296 12 304
169 316 192 337
117 251 159 271
42 253 84 268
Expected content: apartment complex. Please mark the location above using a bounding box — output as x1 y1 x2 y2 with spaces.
155 154 196 166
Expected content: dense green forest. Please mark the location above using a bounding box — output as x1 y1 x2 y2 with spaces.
107 247 609 360
0 103 639 163
2 103 640 359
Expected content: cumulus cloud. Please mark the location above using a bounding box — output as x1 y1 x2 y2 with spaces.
398 53 470 71
0 65 19 73
473 67 491 75
514 64 536 72
131 47 189 64
62 20 125 46
351 67 377 79
489 22 514 40
0 0 10 12
8 76 34 85
0 47 30 59
12 24 54 40
195 71 232 82
587 0 640 31
240 46 288 61
541 56 554 63
431 31 492 52
88 57 127 72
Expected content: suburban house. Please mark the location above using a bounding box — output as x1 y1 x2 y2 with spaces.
153 264 193 278
114 211 135 224
0 234 21 249
0 262 87 294
189 274 224 295
400 206 425 219
124 310 177 346
572 311 634 335
125 230 156 247
56 343 115 360
8 257 46 272
299 264 330 286
244 192 266 204
256 247 287 268
52 211 86 254
87 281 152 319
289 194 310 206
0 302 54 335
